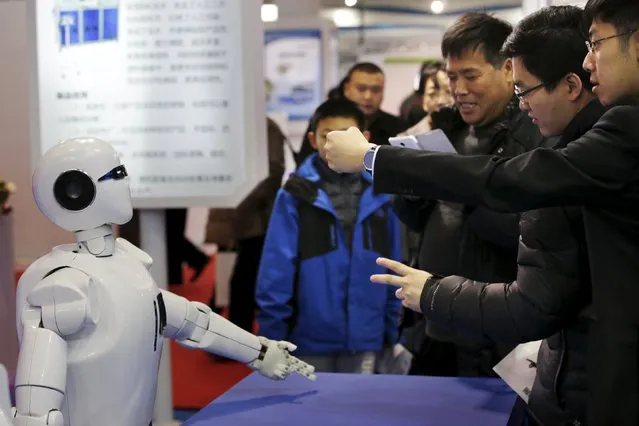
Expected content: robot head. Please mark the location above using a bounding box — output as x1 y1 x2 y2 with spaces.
32 137 133 232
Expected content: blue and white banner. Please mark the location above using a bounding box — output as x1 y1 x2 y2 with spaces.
265 29 323 122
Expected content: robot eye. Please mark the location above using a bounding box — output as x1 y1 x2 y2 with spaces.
53 170 96 211
98 165 128 182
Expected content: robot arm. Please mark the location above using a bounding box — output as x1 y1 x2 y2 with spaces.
0 365 12 426
12 268 97 426
161 290 316 381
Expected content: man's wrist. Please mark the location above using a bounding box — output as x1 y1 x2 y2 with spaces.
363 144 381 174
371 145 381 177
420 276 440 314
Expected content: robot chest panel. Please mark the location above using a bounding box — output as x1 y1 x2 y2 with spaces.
72 252 167 354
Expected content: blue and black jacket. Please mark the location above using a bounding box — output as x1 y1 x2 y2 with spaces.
256 154 402 355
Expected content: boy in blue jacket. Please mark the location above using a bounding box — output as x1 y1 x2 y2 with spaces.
256 99 402 373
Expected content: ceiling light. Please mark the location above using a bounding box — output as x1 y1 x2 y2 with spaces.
261 4 278 22
333 9 359 27
345 0 358 7
430 0 444 14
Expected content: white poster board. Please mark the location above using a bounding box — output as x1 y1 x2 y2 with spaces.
28 0 267 209
265 28 323 122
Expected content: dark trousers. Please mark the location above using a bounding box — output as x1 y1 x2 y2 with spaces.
165 208 209 285
215 235 265 332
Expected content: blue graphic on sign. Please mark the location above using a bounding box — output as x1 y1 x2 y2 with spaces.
57 1 119 47
264 29 323 122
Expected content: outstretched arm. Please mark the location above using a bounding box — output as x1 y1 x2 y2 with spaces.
372 232 588 345
373 106 639 212
161 291 315 381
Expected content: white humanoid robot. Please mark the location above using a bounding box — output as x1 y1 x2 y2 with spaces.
6 137 316 426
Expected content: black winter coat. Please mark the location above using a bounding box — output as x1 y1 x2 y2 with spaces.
392 100 545 371
414 101 605 425
372 95 639 426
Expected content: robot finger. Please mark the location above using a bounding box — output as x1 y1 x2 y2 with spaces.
275 368 287 380
293 362 317 381
278 341 298 353
300 369 318 381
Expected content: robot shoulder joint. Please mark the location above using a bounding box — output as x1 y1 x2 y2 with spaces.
24 267 99 336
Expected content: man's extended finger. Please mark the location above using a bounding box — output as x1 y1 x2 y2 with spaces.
371 273 404 286
376 257 412 275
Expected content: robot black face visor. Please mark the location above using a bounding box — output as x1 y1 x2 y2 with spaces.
54 165 128 211
98 164 128 182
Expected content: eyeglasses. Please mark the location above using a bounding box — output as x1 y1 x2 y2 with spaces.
586 29 638 53
514 82 547 102
514 72 569 102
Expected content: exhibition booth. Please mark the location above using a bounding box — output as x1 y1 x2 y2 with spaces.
0 0 585 424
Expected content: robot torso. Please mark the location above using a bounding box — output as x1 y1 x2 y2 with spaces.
15 240 164 426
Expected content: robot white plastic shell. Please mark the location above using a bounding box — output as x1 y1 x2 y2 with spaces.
3 137 315 426
32 137 132 233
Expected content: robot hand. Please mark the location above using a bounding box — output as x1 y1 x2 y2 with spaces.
249 337 317 382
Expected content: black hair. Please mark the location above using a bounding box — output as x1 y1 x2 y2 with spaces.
441 12 513 67
417 60 445 94
327 77 347 100
585 0 639 47
309 99 366 133
345 62 384 82
501 5 592 91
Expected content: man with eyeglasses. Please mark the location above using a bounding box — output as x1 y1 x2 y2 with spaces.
351 6 602 425
323 0 639 424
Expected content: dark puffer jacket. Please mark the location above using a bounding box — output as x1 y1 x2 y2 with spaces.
393 98 546 376
419 100 604 425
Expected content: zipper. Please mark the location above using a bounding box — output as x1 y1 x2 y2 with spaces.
361 221 371 250
346 225 354 354
330 223 337 248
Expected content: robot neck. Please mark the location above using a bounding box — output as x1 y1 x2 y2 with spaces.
75 224 115 257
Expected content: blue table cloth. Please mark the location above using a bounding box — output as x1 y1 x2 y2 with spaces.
184 372 517 426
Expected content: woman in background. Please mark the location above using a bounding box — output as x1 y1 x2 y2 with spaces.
400 65 453 137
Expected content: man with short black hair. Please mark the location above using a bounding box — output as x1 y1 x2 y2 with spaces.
324 0 639 424
392 12 545 378
295 62 405 165
440 12 516 128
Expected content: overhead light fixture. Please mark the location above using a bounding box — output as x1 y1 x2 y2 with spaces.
333 8 359 27
430 0 444 14
345 0 358 7
261 3 279 22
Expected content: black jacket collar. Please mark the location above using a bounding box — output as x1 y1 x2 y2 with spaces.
558 100 606 148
